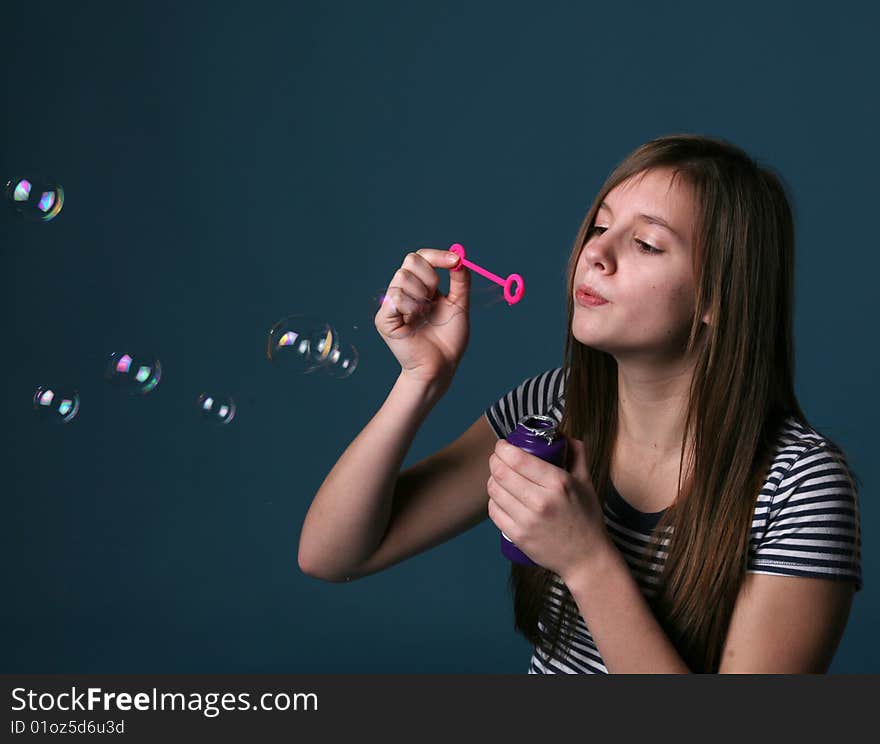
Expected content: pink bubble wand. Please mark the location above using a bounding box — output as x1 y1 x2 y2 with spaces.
448 243 525 305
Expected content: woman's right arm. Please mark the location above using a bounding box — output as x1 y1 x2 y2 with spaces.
299 246 489 582
297 371 448 581
298 371 499 583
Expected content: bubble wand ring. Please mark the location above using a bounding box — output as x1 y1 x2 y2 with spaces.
448 243 524 305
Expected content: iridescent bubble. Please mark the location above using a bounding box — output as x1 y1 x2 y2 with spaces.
33 385 80 424
267 314 340 374
318 340 359 379
308 324 339 370
198 393 236 425
104 351 162 395
4 177 64 222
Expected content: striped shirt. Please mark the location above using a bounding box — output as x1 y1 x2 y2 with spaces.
483 367 863 674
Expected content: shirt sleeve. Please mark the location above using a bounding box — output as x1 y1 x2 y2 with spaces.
748 442 862 592
483 368 566 440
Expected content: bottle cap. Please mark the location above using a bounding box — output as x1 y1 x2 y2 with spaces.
516 414 559 445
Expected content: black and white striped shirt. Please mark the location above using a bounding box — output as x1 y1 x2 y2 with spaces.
483 367 863 674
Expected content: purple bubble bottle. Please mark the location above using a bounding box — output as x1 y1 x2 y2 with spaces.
500 414 568 568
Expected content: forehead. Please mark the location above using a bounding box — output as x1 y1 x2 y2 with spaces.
602 167 695 243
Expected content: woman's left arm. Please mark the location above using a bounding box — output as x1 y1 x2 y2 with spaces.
562 545 692 673
488 435 858 673
715 572 854 673
562 547 855 673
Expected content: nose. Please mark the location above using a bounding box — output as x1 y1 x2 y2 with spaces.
581 230 616 272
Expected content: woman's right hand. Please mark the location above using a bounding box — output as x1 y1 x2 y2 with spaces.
374 248 471 389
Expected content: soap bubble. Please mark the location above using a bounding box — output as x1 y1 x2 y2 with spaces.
104 351 162 395
4 177 64 222
307 323 339 370
317 339 359 379
267 314 361 378
33 385 80 424
198 393 236 425
267 314 339 374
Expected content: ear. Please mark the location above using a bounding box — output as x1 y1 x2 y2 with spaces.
701 310 712 325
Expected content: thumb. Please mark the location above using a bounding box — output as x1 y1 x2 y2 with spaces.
446 251 470 311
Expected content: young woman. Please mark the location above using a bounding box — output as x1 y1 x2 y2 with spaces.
298 133 862 673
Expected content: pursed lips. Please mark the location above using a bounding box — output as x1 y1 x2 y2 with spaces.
576 285 609 302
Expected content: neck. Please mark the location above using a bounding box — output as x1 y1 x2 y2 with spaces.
615 359 695 459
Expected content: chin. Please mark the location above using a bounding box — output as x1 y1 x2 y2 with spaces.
572 328 606 350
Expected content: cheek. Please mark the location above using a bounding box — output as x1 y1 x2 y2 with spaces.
651 284 698 340
667 282 698 317
626 278 679 313
629 281 696 331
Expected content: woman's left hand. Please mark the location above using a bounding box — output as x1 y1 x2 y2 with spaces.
487 434 611 581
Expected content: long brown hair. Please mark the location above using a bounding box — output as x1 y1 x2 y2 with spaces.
509 133 850 673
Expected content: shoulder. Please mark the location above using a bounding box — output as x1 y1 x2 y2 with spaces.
750 415 862 591
483 367 568 438
760 416 858 501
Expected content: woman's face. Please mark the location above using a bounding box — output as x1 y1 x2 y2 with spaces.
572 167 704 364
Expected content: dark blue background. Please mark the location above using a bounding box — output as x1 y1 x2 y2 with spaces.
2 1 876 672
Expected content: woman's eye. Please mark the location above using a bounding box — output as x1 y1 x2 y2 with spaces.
635 239 662 255
586 225 663 255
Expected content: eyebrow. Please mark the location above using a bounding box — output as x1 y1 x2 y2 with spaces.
598 200 685 244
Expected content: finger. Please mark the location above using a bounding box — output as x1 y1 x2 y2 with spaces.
411 248 468 310
488 465 535 522
386 266 433 304
487 487 517 538
407 249 458 297
445 249 470 310
415 246 462 273
380 285 431 327
494 440 553 492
